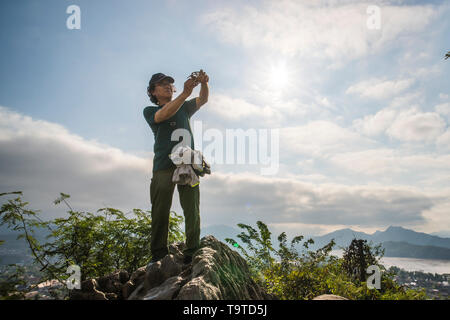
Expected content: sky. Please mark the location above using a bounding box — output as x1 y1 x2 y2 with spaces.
0 0 449 238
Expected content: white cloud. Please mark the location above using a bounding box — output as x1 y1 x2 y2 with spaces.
435 102 450 121
204 94 283 127
436 129 450 151
439 93 449 100
0 106 152 218
388 91 424 109
352 107 398 136
330 149 404 176
200 0 439 63
345 77 415 100
405 64 442 79
329 148 450 180
353 105 448 143
280 120 378 158
201 171 436 228
421 190 450 235
386 107 446 142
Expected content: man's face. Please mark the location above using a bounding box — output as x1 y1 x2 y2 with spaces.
152 78 174 102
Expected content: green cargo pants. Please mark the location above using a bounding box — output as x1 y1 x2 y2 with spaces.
150 166 200 261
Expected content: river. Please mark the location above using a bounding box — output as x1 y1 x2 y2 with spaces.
330 250 450 274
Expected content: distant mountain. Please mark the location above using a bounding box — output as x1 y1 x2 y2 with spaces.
309 226 450 260
381 241 450 260
372 226 450 249
431 231 450 238
311 228 372 249
312 226 450 249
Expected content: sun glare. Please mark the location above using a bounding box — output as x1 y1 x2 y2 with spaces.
267 61 290 91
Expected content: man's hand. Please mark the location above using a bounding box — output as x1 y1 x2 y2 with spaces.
196 69 209 84
195 69 209 109
182 77 199 97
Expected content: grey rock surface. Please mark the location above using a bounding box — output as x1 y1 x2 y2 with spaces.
70 235 273 300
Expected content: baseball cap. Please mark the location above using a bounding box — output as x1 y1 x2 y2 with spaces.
148 73 175 87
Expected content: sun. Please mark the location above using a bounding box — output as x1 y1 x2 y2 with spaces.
267 61 290 90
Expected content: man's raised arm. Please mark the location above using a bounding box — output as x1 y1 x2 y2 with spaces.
155 78 198 123
195 70 209 109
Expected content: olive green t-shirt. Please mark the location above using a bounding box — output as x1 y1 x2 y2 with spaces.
143 98 198 172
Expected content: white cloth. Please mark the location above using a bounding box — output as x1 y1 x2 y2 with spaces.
169 146 205 186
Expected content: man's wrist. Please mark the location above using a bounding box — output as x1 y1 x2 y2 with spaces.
180 91 190 99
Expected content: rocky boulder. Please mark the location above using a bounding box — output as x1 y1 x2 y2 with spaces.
70 269 130 300
71 235 273 300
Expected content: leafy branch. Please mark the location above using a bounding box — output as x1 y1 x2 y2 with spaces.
0 191 67 289
0 191 185 299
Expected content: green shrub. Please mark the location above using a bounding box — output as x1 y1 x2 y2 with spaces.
226 220 428 300
0 191 185 298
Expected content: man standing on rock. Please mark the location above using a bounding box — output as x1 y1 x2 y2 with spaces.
143 70 209 265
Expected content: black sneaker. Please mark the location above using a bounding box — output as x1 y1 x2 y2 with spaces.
183 255 192 265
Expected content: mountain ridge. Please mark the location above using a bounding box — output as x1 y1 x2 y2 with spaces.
312 225 450 250
309 226 450 260
198 224 450 261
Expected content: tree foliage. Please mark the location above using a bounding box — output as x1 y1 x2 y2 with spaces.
342 238 382 282
227 221 428 300
0 191 184 298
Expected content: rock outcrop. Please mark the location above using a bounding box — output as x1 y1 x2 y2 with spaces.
70 235 273 300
